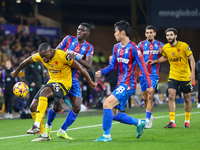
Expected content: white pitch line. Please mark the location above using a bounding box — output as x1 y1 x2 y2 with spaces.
0 112 200 140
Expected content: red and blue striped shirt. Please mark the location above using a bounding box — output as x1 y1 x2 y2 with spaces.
138 39 164 76
58 35 94 79
101 41 151 89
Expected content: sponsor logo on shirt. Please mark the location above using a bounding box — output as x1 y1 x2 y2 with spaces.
143 50 159 55
117 58 129 64
170 57 182 62
66 49 84 59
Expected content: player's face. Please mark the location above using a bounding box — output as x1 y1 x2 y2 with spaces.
39 49 52 63
166 31 177 44
145 29 156 43
114 27 123 42
77 25 89 40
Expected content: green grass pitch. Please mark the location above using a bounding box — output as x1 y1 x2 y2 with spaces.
0 103 200 150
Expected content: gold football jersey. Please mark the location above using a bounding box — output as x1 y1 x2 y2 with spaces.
162 41 192 81
32 49 73 93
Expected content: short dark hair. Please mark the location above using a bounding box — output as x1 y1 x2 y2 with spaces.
145 25 156 32
38 43 51 52
80 22 91 31
165 28 178 35
114 20 131 37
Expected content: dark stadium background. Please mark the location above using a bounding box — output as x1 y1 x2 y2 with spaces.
1 0 199 61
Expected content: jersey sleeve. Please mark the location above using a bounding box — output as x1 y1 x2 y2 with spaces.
132 45 151 88
160 42 164 48
62 52 74 66
32 53 42 62
162 45 167 57
184 43 193 56
101 45 118 75
86 45 94 57
58 35 71 50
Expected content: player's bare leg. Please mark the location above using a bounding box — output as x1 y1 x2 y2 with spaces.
142 91 148 108
145 89 155 129
183 93 192 127
164 88 176 128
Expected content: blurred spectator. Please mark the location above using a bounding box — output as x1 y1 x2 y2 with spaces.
82 77 90 107
0 17 7 24
25 51 44 107
13 96 28 113
93 52 106 66
0 60 18 119
196 55 200 108
0 26 6 39
105 55 118 92
90 76 106 109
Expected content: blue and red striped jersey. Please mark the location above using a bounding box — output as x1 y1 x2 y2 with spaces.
138 39 164 76
58 35 94 79
101 41 151 89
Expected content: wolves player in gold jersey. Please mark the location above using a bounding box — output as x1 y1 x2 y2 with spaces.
148 28 195 128
11 43 96 141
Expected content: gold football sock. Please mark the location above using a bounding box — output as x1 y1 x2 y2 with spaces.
185 112 191 122
36 96 48 124
31 112 36 121
31 111 45 133
169 112 175 123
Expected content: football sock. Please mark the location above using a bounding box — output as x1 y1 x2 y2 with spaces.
169 112 175 123
61 109 77 131
146 110 152 123
185 112 191 123
41 132 48 137
103 109 113 135
47 107 57 127
113 112 138 126
34 121 40 128
31 111 45 133
36 96 48 123
146 110 152 120
31 112 36 121
40 118 45 134
58 128 65 134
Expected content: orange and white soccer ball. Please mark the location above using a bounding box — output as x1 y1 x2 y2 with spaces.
13 82 29 98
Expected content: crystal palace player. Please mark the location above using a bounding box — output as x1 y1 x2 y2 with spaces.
45 23 94 140
94 20 153 142
138 25 164 129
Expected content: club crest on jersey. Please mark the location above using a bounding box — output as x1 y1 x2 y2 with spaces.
82 46 86 50
125 48 128 53
33 54 37 58
66 54 71 61
172 52 175 56
51 64 53 69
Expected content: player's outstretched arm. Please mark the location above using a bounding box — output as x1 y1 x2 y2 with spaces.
11 56 34 78
68 54 93 69
188 54 196 85
71 60 97 89
147 56 167 65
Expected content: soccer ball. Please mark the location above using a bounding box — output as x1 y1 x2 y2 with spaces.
13 82 29 98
